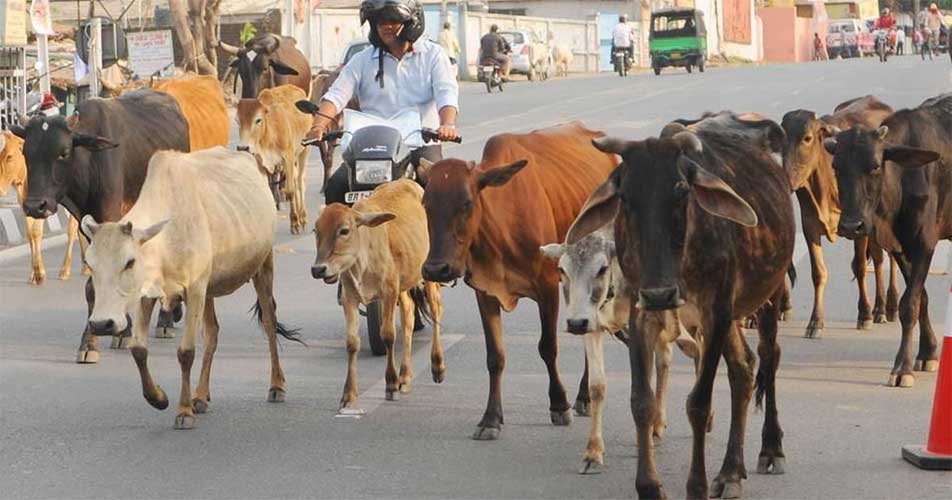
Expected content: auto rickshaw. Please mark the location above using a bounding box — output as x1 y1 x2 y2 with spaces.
649 8 707 75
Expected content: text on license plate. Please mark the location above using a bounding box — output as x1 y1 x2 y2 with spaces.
670 52 681 59
345 191 373 203
482 66 495 72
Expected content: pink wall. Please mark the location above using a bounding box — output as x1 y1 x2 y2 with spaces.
759 6 829 62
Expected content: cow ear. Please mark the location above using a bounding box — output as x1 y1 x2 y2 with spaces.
295 99 318 114
258 91 273 107
477 160 528 190
356 211 396 227
684 157 758 227
876 125 889 139
539 243 564 261
819 123 840 138
566 172 619 245
416 157 434 183
133 219 169 244
270 60 299 76
823 137 837 155
9 125 26 139
884 145 940 169
81 215 100 239
73 133 118 152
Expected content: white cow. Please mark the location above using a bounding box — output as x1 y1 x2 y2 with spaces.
541 228 698 474
551 44 574 77
82 147 301 429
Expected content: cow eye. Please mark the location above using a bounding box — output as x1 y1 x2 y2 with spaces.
124 259 135 271
596 265 608 277
673 180 690 199
254 117 263 125
461 200 473 213
59 149 70 160
802 134 814 144
339 227 350 236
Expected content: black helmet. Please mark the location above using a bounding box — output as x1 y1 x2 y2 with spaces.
619 14 628 23
360 0 425 45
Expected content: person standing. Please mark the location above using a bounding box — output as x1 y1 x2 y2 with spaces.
438 21 460 65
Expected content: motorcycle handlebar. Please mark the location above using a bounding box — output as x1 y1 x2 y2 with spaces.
301 128 461 147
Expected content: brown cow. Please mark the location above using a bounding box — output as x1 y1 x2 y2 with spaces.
0 131 87 284
236 85 312 234
782 95 899 337
220 33 311 99
567 112 796 499
824 92 952 388
309 69 360 192
312 179 445 410
151 75 230 150
418 122 618 440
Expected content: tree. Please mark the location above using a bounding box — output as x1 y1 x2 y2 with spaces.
167 0 222 75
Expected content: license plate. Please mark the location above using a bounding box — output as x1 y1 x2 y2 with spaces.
482 66 495 72
345 191 373 203
670 52 681 59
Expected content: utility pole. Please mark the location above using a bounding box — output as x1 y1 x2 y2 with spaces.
914 0 920 29
89 17 102 98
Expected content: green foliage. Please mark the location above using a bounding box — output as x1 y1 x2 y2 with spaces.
239 22 258 45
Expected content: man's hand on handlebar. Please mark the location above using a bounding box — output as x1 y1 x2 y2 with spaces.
437 124 459 142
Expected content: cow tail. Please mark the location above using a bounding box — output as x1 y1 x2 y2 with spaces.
251 299 306 346
755 369 766 411
409 285 433 326
786 264 797 289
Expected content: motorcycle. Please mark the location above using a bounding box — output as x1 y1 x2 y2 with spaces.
874 29 895 62
613 48 631 77
297 106 461 355
478 59 505 93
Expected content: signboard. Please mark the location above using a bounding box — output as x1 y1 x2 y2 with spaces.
126 30 175 78
29 0 52 35
0 0 28 46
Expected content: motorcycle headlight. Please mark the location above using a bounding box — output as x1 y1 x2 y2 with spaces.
355 160 393 184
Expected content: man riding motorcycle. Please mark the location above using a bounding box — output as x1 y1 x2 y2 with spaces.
308 0 460 205
874 8 898 54
479 24 512 80
611 14 634 68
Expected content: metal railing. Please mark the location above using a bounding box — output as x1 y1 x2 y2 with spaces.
0 47 27 129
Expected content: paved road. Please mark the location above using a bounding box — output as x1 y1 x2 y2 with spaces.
2 56 951 499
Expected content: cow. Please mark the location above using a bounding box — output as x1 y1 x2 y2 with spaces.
417 122 618 440
552 45 574 77
220 33 311 99
781 95 899 338
10 89 191 363
309 69 361 193
0 130 87 284
311 179 445 410
236 85 312 235
80 147 301 429
150 75 230 150
567 112 796 499
540 228 698 474
823 92 952 388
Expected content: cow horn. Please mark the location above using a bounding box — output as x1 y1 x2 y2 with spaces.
673 131 703 155
591 136 628 155
217 40 240 56
660 122 688 138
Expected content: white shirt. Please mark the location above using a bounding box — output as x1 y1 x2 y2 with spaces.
612 23 634 47
322 39 459 131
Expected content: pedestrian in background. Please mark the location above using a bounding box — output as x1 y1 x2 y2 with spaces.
896 27 905 55
813 32 826 60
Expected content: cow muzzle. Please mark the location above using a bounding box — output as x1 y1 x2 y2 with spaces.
311 264 339 284
422 261 460 283
87 315 131 336
236 145 251 153
837 219 868 239
23 198 57 218
638 286 684 311
565 318 592 335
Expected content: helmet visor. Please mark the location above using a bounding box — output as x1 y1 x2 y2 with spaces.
362 0 412 23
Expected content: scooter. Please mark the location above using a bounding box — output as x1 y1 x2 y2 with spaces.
297 106 461 355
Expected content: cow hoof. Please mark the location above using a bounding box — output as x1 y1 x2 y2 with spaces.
82 266 92 277
886 311 898 322
856 319 873 330
574 400 591 417
110 335 128 349
887 373 915 388
913 359 939 372
155 326 177 339
174 413 196 430
757 455 785 474
29 271 46 285
385 389 398 401
803 326 822 339
873 313 887 324
779 309 791 322
192 399 209 414
267 388 286 403
76 350 100 364
146 387 169 410
578 459 605 475
551 409 573 426
711 477 743 499
653 424 666 441
58 269 71 281
399 382 412 394
431 367 446 384
471 426 501 441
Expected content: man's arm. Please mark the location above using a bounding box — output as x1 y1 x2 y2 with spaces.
432 49 460 141
310 56 361 138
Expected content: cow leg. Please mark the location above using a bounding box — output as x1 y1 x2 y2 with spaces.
339 289 361 410
252 255 288 402
473 290 505 440
779 280 792 322
174 288 205 430
653 327 674 441
755 287 786 476
886 256 899 322
852 237 873 330
889 253 931 388
397 290 415 394
26 216 46 285
382 290 400 401
295 147 309 234
130 297 168 410
539 285 571 426
913 287 939 372
58 216 80 280
192 297 219 414
78 228 91 276
804 238 827 338
579 329 607 475
426 281 446 383
869 240 888 323
631 311 664 499
76 277 101 363
686 297 732 500
711 322 756 499
574 354 591 417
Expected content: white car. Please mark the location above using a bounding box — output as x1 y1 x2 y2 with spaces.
498 29 550 80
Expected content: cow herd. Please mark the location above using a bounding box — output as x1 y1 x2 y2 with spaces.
2 53 950 499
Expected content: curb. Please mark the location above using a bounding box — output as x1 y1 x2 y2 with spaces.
0 202 73 263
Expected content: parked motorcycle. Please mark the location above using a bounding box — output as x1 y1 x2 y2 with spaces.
297 106 461 355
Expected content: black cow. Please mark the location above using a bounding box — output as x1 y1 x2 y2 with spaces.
11 89 191 364
824 92 952 388
567 112 796 499
220 33 311 99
